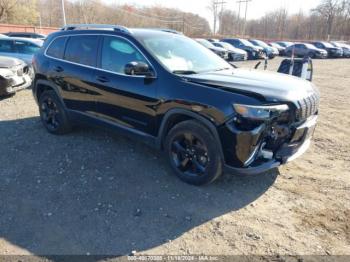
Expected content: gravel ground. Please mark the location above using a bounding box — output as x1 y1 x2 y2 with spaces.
0 57 349 257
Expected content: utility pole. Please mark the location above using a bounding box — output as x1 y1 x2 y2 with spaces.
182 13 186 34
237 0 251 36
61 0 67 26
213 0 226 35
237 0 241 35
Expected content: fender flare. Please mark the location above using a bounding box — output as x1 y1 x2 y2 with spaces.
156 108 224 159
34 79 66 108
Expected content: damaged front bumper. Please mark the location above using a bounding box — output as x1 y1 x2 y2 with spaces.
0 74 32 96
221 114 318 175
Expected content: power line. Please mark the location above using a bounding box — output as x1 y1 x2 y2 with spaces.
115 7 184 23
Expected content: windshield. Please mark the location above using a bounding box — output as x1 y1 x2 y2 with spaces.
218 42 234 50
252 40 269 48
278 42 293 47
239 39 255 47
305 43 317 49
137 33 230 74
196 39 215 48
322 42 334 48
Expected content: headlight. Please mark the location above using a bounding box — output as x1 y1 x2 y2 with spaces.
233 104 289 120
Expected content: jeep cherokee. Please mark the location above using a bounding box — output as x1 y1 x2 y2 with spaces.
32 24 320 185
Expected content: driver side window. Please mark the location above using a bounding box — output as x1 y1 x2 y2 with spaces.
101 36 148 74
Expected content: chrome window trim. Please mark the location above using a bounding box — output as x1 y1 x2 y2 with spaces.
44 33 157 78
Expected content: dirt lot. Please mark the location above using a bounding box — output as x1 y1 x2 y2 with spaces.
0 57 349 258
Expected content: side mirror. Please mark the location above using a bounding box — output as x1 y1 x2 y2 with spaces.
124 61 154 77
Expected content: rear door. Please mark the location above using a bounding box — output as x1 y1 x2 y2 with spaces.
47 35 99 115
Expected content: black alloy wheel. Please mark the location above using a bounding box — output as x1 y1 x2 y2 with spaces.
165 120 222 185
170 132 209 177
39 90 71 134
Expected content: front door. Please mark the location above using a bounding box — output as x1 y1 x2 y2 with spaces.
92 35 159 136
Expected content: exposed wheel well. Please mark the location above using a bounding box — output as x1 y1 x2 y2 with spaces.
36 83 54 101
160 114 193 148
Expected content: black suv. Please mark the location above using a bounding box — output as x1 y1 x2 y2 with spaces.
310 41 343 58
32 24 320 185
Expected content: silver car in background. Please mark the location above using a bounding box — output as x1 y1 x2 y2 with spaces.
212 41 248 61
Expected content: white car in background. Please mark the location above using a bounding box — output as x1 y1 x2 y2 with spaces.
0 56 32 97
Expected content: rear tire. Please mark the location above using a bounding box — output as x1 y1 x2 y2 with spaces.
39 90 71 135
164 120 222 185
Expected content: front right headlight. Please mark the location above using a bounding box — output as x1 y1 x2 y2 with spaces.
233 104 289 121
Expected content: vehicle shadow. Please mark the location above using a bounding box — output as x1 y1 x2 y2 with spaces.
0 117 279 258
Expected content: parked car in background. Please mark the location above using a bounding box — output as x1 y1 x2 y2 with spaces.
310 41 343 58
0 37 43 64
221 38 264 60
4 32 46 40
249 39 279 59
269 42 285 56
275 41 294 48
285 43 328 58
32 24 320 185
212 41 247 61
331 42 350 58
207 39 219 43
195 39 229 60
0 56 32 97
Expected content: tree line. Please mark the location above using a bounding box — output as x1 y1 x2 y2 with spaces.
0 0 211 36
0 0 348 41
218 0 350 41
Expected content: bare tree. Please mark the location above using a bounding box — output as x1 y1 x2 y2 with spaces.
0 0 17 22
312 0 341 39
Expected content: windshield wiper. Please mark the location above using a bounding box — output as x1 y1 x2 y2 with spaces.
172 70 198 75
214 67 231 71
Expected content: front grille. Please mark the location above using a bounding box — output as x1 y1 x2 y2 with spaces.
296 93 319 120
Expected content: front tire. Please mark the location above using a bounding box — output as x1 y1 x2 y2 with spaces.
39 90 71 135
164 120 222 185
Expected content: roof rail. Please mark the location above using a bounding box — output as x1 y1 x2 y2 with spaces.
60 24 131 34
148 28 183 35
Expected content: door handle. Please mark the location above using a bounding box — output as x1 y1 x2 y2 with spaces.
54 66 64 73
96 76 110 83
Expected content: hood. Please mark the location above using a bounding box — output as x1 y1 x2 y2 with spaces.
0 56 24 68
316 48 328 53
230 47 247 55
184 68 317 102
328 47 343 52
210 46 226 52
253 46 264 51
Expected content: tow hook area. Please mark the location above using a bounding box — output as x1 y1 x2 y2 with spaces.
225 122 266 166
225 117 295 167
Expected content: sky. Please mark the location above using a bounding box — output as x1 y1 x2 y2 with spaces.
109 0 322 26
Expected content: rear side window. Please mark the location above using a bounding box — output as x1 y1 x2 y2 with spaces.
0 40 13 52
13 34 28 38
47 37 67 59
64 35 98 66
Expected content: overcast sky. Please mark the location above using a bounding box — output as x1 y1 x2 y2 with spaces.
110 0 321 25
